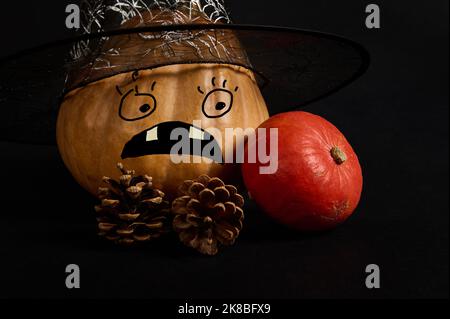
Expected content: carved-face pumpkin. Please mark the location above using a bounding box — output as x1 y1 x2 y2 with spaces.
57 63 269 197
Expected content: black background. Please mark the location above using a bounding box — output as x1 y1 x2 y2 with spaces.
0 0 448 299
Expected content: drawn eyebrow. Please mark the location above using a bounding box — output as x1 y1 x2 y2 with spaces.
212 77 216 87
223 79 227 88
116 86 123 96
197 86 205 94
151 81 157 91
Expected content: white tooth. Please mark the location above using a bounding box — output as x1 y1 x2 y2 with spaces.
189 127 205 140
146 127 158 142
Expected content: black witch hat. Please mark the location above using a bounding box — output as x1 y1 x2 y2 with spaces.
0 0 369 144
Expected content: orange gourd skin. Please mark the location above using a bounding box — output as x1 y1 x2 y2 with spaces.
242 111 363 231
57 63 269 198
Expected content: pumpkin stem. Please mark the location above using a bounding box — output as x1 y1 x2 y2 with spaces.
330 147 347 165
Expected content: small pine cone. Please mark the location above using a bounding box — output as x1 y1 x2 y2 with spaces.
172 175 245 256
95 163 171 245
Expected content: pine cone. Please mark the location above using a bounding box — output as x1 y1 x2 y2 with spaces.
172 175 245 255
95 163 171 245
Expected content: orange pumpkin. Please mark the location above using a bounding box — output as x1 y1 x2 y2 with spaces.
57 63 269 197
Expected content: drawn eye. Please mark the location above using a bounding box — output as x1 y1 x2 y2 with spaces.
119 90 157 121
202 89 233 118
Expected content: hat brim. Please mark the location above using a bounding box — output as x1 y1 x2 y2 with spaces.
0 24 369 145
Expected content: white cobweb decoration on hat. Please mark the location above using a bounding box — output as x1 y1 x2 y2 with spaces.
70 0 231 60
109 0 230 24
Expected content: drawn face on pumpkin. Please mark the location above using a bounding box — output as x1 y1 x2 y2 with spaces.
57 63 269 196
117 69 240 162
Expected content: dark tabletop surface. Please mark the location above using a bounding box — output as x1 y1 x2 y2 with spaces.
0 0 448 299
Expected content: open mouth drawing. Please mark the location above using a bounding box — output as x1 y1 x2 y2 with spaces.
121 121 222 162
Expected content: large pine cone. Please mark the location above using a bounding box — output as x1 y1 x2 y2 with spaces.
95 163 171 245
172 175 245 255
